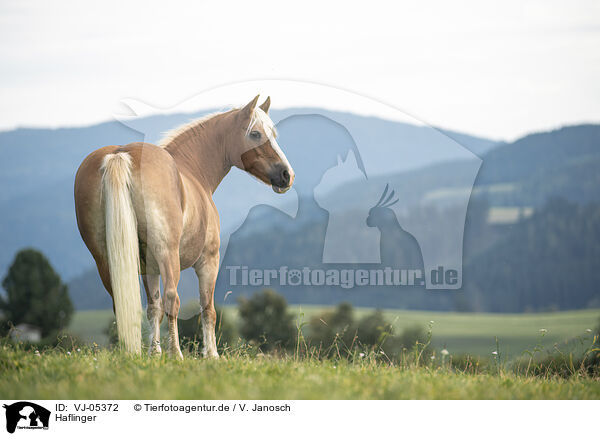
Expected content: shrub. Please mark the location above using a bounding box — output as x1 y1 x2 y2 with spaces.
307 302 356 353
395 324 427 350
356 309 393 347
238 289 296 351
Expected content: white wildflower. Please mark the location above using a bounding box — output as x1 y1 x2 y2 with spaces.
66 351 71 356
492 351 498 355
77 348 81 352
539 328 547 333
359 352 365 358
441 349 449 356
585 329 592 333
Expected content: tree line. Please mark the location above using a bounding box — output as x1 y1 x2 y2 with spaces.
0 248 426 357
175 289 428 359
217 197 600 312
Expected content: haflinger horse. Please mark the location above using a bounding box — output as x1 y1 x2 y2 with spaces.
74 96 294 359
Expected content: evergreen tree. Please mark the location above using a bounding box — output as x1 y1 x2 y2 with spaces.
0 248 73 338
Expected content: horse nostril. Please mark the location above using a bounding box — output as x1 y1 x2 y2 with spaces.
282 169 290 185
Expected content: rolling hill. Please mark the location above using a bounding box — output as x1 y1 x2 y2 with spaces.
64 123 600 311
1 109 599 312
0 109 497 281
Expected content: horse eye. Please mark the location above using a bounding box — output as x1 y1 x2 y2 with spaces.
249 130 261 140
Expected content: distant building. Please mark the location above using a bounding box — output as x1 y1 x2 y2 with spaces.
9 323 42 342
487 207 534 225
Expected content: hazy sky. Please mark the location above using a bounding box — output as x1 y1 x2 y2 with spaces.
1 0 599 140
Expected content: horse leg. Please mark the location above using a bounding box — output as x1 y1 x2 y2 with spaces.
158 251 183 360
193 252 220 359
95 257 117 314
142 274 163 355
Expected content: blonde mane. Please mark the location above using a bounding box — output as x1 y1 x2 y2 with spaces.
159 106 277 148
158 111 224 148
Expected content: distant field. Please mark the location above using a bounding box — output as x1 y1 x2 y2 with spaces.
68 307 599 359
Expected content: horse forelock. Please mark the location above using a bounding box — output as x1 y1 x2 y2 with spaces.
246 108 277 140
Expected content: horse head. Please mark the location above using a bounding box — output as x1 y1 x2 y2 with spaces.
228 95 295 193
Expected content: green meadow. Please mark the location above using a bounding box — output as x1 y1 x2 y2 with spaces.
69 307 599 358
2 307 598 400
1 346 598 400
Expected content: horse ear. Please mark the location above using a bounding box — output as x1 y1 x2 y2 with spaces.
240 95 260 118
259 96 271 113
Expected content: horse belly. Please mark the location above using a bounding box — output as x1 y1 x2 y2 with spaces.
176 175 219 271
178 227 206 270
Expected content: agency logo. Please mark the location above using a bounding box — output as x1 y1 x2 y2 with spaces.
117 80 481 300
2 402 50 434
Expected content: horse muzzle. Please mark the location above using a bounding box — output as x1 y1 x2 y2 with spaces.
270 165 294 194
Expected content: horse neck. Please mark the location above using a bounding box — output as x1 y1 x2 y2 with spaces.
163 114 232 193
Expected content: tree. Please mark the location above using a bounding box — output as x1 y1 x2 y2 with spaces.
238 289 295 351
308 302 357 352
356 309 392 346
307 302 427 358
0 248 73 338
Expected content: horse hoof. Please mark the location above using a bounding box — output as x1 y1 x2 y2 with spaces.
202 349 219 360
170 348 184 360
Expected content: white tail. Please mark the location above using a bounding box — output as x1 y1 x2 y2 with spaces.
101 152 142 354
